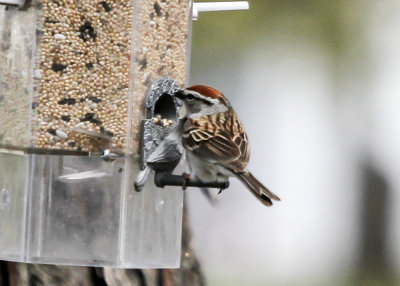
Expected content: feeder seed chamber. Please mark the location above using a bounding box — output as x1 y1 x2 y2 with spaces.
0 0 248 268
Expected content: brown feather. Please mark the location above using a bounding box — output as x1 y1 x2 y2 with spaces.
187 85 222 99
183 111 249 171
187 85 230 106
235 171 280 207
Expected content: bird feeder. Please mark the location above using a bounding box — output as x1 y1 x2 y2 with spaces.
0 0 249 268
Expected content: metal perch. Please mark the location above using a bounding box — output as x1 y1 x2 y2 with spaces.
154 172 229 190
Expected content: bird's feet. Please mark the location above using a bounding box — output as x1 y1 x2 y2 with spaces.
182 172 191 190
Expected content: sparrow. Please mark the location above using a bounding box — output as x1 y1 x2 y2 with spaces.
174 85 280 206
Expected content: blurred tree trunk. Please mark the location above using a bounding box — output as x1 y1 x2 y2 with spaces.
355 162 395 285
0 207 205 286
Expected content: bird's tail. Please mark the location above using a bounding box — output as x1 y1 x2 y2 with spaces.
235 171 280 207
134 166 151 192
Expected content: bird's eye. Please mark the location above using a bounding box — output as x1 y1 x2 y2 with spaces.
187 94 195 101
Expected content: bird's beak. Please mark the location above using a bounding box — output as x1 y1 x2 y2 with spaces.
174 90 187 119
173 90 185 100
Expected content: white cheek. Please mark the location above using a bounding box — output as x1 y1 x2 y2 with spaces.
188 103 228 118
178 104 187 119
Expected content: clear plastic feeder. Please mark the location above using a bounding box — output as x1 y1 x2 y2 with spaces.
0 0 191 268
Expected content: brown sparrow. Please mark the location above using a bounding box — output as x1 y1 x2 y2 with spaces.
174 85 280 206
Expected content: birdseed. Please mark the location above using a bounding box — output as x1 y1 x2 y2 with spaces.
0 0 190 154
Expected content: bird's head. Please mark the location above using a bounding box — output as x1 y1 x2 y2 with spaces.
174 85 230 119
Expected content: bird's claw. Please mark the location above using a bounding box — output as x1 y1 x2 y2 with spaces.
182 172 191 190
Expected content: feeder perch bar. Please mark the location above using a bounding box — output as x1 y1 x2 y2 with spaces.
154 172 230 190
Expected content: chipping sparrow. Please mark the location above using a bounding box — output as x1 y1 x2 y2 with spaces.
174 85 280 206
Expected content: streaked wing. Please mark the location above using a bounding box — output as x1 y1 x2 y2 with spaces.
233 131 250 168
186 129 240 160
183 112 249 171
183 128 213 150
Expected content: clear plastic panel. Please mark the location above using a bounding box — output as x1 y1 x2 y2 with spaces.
124 172 184 268
0 152 184 268
0 152 28 262
27 155 122 266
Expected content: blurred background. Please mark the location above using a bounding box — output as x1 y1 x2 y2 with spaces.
186 0 400 285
